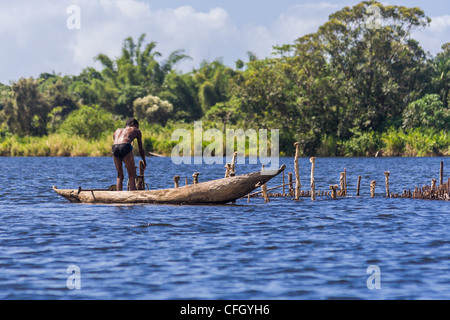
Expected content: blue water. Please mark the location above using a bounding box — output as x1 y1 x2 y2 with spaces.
0 156 449 300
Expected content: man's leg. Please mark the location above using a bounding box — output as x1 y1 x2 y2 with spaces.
123 151 137 190
113 156 124 191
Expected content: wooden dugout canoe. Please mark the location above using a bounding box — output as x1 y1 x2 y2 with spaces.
53 165 286 205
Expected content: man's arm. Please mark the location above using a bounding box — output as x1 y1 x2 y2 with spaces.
136 130 146 168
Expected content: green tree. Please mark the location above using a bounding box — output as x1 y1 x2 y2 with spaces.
41 77 78 133
236 57 298 128
133 95 173 126
431 43 450 108
193 59 238 113
0 78 50 136
282 0 431 151
159 72 202 121
402 94 449 131
95 34 189 117
69 67 118 112
205 97 241 133
233 56 304 154
0 83 11 113
324 1 430 132
58 105 119 139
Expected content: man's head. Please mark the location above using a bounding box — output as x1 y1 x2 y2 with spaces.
126 118 139 128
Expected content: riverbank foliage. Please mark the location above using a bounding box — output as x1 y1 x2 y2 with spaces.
0 1 448 157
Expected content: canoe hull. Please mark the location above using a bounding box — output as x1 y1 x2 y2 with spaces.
53 165 285 205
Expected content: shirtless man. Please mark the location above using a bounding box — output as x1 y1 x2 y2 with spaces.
112 118 146 191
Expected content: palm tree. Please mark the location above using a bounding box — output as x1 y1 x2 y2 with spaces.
93 34 190 116
193 59 237 113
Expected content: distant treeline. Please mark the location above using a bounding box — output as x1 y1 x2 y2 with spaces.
0 1 449 157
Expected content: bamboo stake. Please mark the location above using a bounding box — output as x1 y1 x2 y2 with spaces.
282 171 285 195
384 171 390 197
431 178 437 193
330 185 338 199
230 151 237 177
262 183 269 202
294 142 301 200
310 157 316 201
344 168 347 196
339 172 345 196
261 165 269 202
173 175 180 188
356 175 362 196
370 180 376 198
134 160 147 190
288 172 293 196
440 161 444 186
246 183 293 197
224 163 231 178
192 172 199 184
139 160 145 176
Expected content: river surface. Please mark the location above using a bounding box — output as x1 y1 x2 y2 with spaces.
0 156 449 300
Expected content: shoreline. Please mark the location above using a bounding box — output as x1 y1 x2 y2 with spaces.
0 154 448 158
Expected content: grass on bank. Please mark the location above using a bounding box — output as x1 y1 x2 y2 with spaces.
0 123 448 157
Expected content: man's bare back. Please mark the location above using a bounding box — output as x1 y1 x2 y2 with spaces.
113 127 141 145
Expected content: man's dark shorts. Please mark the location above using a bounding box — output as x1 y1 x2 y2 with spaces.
112 143 133 159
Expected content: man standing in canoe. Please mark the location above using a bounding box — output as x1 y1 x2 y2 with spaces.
112 118 146 191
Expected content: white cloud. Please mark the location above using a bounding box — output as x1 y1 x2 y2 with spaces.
0 0 339 83
65 2 237 74
413 14 450 54
429 14 450 32
242 2 337 58
1 1 445 84
148 6 236 63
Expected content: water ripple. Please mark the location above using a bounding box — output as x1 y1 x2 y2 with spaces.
0 157 449 299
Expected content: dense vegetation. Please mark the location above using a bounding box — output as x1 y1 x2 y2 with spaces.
0 1 449 157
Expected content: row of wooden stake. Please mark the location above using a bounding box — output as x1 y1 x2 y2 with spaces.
172 152 239 188
385 162 449 201
169 144 448 202
252 145 448 202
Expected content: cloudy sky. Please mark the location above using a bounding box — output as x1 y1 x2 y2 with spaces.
0 0 449 84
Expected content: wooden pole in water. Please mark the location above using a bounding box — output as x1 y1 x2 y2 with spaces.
440 161 444 186
262 183 269 202
192 172 199 184
356 175 362 196
282 171 285 195
310 157 316 201
384 171 390 197
135 160 146 190
330 185 338 199
261 165 269 202
370 180 376 198
230 151 237 177
288 172 293 196
247 183 293 197
294 142 301 200
173 175 180 188
339 172 345 196
431 178 437 193
344 168 347 196
139 160 145 176
185 177 188 186
224 163 231 178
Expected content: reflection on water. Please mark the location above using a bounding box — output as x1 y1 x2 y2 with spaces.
0 156 449 299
